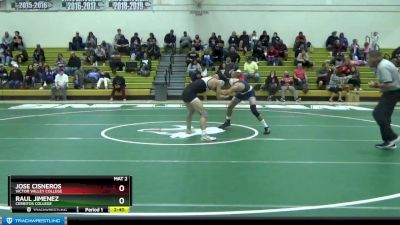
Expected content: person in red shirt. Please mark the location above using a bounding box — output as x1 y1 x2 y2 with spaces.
294 31 307 50
293 63 308 93
280 71 301 102
265 46 279 66
338 56 362 91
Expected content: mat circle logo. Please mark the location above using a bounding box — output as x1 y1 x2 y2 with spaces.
101 121 259 146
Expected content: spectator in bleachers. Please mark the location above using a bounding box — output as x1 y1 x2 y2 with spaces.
338 56 362 91
192 35 203 51
317 61 331 89
350 39 362 60
94 45 107 66
392 46 400 67
114 28 124 45
275 39 288 61
101 40 113 60
39 65 54 90
146 33 161 59
97 72 111 89
1 44 12 66
2 32 13 49
8 64 23 89
239 31 250 53
201 51 214 69
216 62 227 82
13 31 24 50
130 33 143 62
391 46 400 61
371 31 379 51
243 56 260 84
35 62 45 88
51 69 68 101
225 47 240 64
110 71 126 101
84 46 96 66
146 32 157 47
33 44 45 64
208 32 218 52
252 41 264 62
187 59 202 82
86 32 97 49
271 32 281 47
363 40 371 61
332 39 346 55
186 47 199 66
0 63 8 88
73 67 86 89
223 56 238 78
265 46 280 66
294 43 305 58
85 67 101 89
339 32 349 50
65 52 81 75
296 49 314 68
325 31 339 51
294 31 307 50
180 31 192 53
212 35 225 62
263 70 280 101
115 35 130 55
280 71 301 102
327 72 352 102
139 52 152 77
56 53 67 67
259 30 270 47
250 31 258 50
130 32 141 47
0 44 6 65
24 64 37 89
15 47 28 64
293 63 309 94
109 51 124 71
70 32 84 51
228 31 239 49
164 29 176 54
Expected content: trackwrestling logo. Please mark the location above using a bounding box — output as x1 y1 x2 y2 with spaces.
138 125 225 139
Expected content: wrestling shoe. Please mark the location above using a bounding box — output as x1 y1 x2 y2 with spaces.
219 121 231 129
201 135 216 142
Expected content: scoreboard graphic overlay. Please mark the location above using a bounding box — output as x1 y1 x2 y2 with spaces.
8 176 132 214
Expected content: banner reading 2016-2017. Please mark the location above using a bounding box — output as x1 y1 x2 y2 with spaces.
11 0 153 11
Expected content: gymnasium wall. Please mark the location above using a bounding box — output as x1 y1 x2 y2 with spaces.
0 0 399 48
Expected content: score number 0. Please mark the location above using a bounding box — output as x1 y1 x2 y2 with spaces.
119 184 125 205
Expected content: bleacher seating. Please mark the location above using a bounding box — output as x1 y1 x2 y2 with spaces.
1 48 158 99
187 48 395 100
0 47 395 100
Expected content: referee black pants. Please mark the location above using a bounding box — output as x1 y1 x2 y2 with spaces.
372 90 400 142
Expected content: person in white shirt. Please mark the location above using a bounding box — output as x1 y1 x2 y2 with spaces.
51 69 69 101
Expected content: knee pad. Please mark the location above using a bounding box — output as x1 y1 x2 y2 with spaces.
250 105 260 118
200 110 208 119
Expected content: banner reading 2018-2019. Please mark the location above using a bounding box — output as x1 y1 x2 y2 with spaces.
11 0 153 11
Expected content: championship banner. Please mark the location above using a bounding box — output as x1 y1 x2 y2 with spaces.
108 0 152 11
61 0 106 11
9 0 153 11
11 0 54 11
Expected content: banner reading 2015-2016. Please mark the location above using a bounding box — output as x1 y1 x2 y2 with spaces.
11 0 153 11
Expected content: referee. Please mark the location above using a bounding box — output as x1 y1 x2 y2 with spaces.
368 50 400 149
